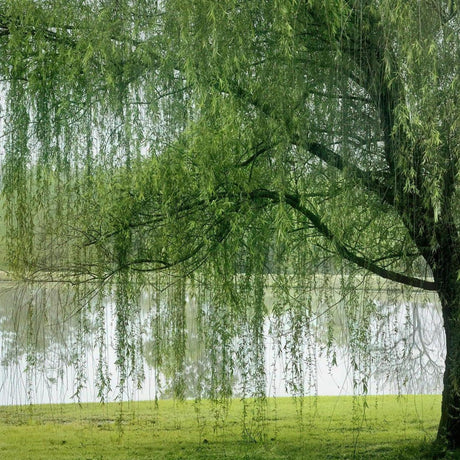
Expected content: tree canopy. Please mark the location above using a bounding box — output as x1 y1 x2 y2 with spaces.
0 0 459 452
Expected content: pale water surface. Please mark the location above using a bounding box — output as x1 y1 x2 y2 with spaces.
0 282 444 405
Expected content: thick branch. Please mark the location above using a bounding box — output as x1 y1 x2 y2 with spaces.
300 141 395 204
250 188 436 291
228 82 395 205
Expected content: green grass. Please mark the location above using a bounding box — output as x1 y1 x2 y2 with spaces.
0 395 444 459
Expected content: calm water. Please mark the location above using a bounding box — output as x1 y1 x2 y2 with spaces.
0 282 445 405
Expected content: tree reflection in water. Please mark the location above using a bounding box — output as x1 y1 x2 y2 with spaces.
0 282 444 405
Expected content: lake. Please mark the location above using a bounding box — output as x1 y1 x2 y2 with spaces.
0 280 445 405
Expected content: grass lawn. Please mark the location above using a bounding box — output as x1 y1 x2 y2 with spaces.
0 395 443 459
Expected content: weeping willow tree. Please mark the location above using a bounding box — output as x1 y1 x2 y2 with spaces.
0 0 459 452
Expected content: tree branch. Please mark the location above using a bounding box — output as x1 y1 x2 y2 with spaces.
298 140 395 205
227 82 395 205
237 142 272 167
249 188 436 291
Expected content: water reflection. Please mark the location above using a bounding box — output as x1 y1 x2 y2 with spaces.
0 282 444 405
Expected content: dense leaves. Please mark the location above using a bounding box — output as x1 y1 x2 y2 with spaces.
0 0 458 451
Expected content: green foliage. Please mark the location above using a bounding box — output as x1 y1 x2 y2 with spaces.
0 0 459 448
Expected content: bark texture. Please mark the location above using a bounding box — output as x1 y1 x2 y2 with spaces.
434 245 460 449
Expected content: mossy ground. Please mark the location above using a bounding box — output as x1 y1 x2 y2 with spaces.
0 395 445 459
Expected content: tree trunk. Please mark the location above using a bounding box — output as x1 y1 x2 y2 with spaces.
435 257 460 450
438 307 460 449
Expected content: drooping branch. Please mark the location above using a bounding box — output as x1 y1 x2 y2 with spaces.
0 13 75 46
76 178 435 290
249 188 437 291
